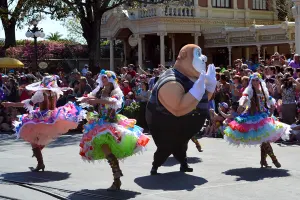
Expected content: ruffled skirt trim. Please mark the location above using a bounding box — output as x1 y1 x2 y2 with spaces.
224 112 290 146
13 102 84 145
79 114 150 161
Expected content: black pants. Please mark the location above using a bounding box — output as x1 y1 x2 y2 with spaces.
151 133 189 168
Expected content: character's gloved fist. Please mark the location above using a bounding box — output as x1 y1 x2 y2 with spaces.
205 64 217 93
189 71 206 101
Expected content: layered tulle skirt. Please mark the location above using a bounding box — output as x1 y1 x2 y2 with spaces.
79 114 150 161
224 112 290 146
14 102 84 146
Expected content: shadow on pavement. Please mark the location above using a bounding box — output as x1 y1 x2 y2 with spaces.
47 135 81 148
68 189 141 200
1 171 71 183
134 172 207 191
223 167 290 181
162 156 202 167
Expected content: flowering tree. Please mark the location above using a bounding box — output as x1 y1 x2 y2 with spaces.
5 40 88 61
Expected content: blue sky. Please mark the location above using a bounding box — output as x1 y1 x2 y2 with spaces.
0 16 68 40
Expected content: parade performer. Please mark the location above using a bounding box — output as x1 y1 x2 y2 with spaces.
78 70 150 191
223 73 290 168
146 44 217 175
2 75 84 172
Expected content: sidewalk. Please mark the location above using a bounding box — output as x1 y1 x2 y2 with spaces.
0 134 300 200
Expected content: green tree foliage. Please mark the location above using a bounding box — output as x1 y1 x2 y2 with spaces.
62 17 86 44
46 31 63 41
36 0 177 69
0 0 45 52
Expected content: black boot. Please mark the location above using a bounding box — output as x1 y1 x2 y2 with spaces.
180 158 193 172
150 166 159 175
106 154 123 191
31 148 45 172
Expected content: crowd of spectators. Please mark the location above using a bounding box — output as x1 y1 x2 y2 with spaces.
1 52 300 143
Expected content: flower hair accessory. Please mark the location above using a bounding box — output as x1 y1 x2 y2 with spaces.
89 69 120 97
249 73 262 80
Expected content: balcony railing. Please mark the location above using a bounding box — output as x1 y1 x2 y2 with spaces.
137 5 194 18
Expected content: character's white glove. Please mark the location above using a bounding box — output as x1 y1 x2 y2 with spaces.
205 64 217 93
189 71 206 101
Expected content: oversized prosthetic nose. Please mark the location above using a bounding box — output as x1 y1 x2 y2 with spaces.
192 47 207 73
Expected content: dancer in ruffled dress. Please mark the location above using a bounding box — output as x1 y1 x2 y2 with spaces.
223 73 290 168
2 76 84 172
78 70 150 191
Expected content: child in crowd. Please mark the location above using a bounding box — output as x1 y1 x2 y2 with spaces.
218 102 239 135
204 102 229 137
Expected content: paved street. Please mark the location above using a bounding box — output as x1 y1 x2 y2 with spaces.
0 133 300 200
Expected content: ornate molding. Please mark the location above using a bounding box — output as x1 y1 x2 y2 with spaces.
191 33 202 37
157 32 167 36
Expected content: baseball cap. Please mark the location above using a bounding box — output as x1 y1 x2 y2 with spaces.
219 102 229 109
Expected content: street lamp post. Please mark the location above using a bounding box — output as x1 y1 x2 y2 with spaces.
25 19 45 71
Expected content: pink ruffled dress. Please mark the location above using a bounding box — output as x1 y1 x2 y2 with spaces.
14 102 85 146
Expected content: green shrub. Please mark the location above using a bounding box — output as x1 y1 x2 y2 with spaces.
123 102 140 119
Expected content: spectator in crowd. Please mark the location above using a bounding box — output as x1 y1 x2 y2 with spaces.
81 64 89 76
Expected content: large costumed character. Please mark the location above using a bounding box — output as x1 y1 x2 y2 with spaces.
223 73 290 168
2 75 84 171
146 44 217 175
78 70 150 191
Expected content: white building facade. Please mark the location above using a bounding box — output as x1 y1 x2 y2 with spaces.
100 0 295 70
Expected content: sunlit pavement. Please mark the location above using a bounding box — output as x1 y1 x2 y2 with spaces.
0 133 300 200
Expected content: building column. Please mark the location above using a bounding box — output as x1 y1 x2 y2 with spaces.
123 40 127 66
289 42 295 54
138 34 144 67
293 2 300 54
169 34 176 62
207 0 212 18
245 47 250 60
109 37 114 71
158 32 166 66
194 0 198 6
244 0 248 9
142 38 146 61
274 46 278 53
257 45 261 60
228 46 232 66
263 47 267 60
192 33 201 46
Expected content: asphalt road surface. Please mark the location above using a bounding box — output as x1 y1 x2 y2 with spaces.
0 133 300 200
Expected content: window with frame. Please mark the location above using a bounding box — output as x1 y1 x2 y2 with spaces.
212 0 231 8
252 0 267 10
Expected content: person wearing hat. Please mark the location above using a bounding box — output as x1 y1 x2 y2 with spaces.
223 73 291 168
78 69 150 191
2 75 85 172
271 52 284 67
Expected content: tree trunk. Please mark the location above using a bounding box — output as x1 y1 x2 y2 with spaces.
0 20 17 56
80 11 104 74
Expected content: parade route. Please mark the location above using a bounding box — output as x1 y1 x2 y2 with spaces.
1 134 300 200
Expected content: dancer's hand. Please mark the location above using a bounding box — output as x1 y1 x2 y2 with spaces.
85 98 99 105
237 106 245 114
2 102 12 108
77 96 95 103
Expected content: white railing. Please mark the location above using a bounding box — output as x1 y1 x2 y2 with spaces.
138 5 194 18
165 6 194 17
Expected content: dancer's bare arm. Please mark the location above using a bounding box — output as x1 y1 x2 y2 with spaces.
2 102 25 108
